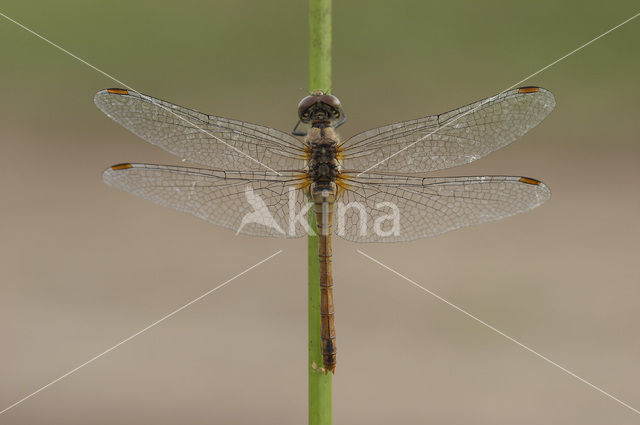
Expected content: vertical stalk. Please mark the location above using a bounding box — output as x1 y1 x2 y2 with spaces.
309 0 332 91
308 0 332 424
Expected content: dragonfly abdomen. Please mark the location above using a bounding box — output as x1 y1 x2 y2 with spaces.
311 182 337 373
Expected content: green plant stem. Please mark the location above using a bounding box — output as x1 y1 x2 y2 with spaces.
308 1 332 424
309 0 331 91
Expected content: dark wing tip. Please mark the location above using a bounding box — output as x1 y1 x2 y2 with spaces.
106 88 129 95
110 163 133 170
102 163 136 187
94 88 129 100
517 86 541 94
519 176 541 185
518 176 552 203
94 88 131 107
516 86 556 115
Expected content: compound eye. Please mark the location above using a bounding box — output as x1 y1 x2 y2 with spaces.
318 94 341 109
297 95 318 113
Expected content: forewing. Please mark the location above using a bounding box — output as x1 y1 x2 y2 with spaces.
95 89 307 172
103 163 311 238
335 173 550 242
340 87 555 173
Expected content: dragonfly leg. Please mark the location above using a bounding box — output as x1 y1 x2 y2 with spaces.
291 119 307 137
332 112 346 129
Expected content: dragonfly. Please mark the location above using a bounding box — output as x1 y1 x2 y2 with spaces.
97 86 555 373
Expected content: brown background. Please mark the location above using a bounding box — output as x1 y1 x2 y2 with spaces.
1 0 639 423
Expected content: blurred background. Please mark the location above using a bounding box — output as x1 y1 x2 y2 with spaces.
1 0 638 423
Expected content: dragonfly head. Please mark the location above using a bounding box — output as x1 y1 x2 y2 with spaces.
297 91 343 124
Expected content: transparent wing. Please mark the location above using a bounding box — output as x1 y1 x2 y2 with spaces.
335 173 550 243
95 89 307 172
103 163 312 238
340 87 555 173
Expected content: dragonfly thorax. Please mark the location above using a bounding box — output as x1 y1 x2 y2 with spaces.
307 127 341 183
